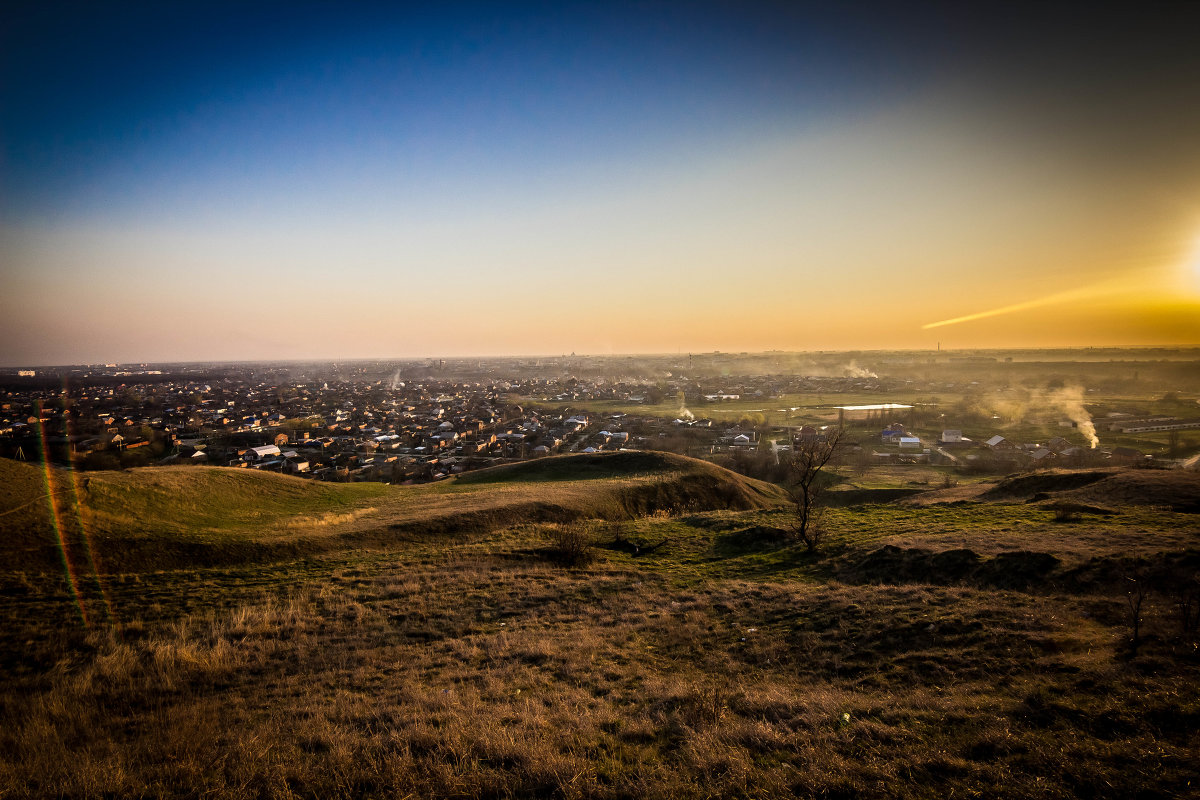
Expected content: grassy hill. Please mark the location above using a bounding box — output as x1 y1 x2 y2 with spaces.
1 456 1197 799
0 452 786 572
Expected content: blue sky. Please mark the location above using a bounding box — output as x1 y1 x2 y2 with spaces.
5 3 936 222
4 2 1200 364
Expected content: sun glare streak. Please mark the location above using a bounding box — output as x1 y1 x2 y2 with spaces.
921 259 1185 332
36 415 89 627
61 382 116 625
922 286 1099 330
1185 234 1200 294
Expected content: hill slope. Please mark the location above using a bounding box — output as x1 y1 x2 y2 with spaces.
0 452 786 572
902 467 1200 511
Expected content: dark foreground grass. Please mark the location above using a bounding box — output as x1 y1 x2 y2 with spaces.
2 504 1198 799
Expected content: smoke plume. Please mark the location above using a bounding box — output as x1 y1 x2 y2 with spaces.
975 385 1099 448
1047 386 1099 448
677 391 695 421
843 361 878 379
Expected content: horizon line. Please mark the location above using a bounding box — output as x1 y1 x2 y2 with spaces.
6 343 1200 371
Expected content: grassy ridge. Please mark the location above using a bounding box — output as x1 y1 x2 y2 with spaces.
456 450 730 483
0 453 787 572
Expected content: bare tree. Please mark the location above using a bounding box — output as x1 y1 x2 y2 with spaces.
784 425 845 554
1124 574 1148 656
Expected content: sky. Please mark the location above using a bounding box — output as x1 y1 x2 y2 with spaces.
3 1 1200 365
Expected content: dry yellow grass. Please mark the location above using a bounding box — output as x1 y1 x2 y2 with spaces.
0 456 1196 798
3 525 1197 798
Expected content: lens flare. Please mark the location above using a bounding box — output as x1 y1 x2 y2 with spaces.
61 382 116 625
36 416 89 627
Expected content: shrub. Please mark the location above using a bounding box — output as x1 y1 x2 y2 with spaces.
1053 506 1081 523
547 523 594 567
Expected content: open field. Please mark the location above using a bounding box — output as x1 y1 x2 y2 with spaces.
1 455 1198 798
526 391 1200 459
525 394 894 428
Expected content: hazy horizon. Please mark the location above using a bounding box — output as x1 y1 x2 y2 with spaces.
5 1 1200 365
7 344 1200 372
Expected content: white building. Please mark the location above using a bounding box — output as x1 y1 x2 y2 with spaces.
245 444 281 461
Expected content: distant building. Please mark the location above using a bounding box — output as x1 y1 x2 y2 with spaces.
245 444 281 461
1114 418 1200 434
939 429 973 447
1110 446 1146 463
1046 437 1072 453
1029 448 1054 464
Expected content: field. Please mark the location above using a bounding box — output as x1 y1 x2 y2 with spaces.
525 392 1200 458
524 362 1200 460
526 393 897 429
1 454 1198 798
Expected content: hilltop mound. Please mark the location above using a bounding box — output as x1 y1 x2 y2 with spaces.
453 451 785 512
977 467 1200 511
0 458 388 539
902 466 1200 512
1053 469 1200 511
456 450 705 483
978 469 1113 502
0 452 785 572
0 459 391 572
389 451 785 532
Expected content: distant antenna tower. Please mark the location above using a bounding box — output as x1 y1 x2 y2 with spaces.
14 446 25 461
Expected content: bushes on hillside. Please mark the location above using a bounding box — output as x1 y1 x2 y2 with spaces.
546 523 594 567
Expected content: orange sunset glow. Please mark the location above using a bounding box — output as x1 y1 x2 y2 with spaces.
3 3 1200 363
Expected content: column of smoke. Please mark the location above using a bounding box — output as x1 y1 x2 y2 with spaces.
982 386 1098 448
778 359 878 378
388 370 403 390
1047 386 1099 448
842 361 878 379
677 391 695 421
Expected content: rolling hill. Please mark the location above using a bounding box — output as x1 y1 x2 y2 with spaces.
0 452 787 572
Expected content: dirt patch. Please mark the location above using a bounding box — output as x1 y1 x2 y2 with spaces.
901 483 995 507
1060 549 1200 594
974 551 1062 589
842 545 1061 590
842 545 979 585
716 525 791 553
979 470 1113 502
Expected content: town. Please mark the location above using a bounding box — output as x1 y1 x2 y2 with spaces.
4 348 1198 484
